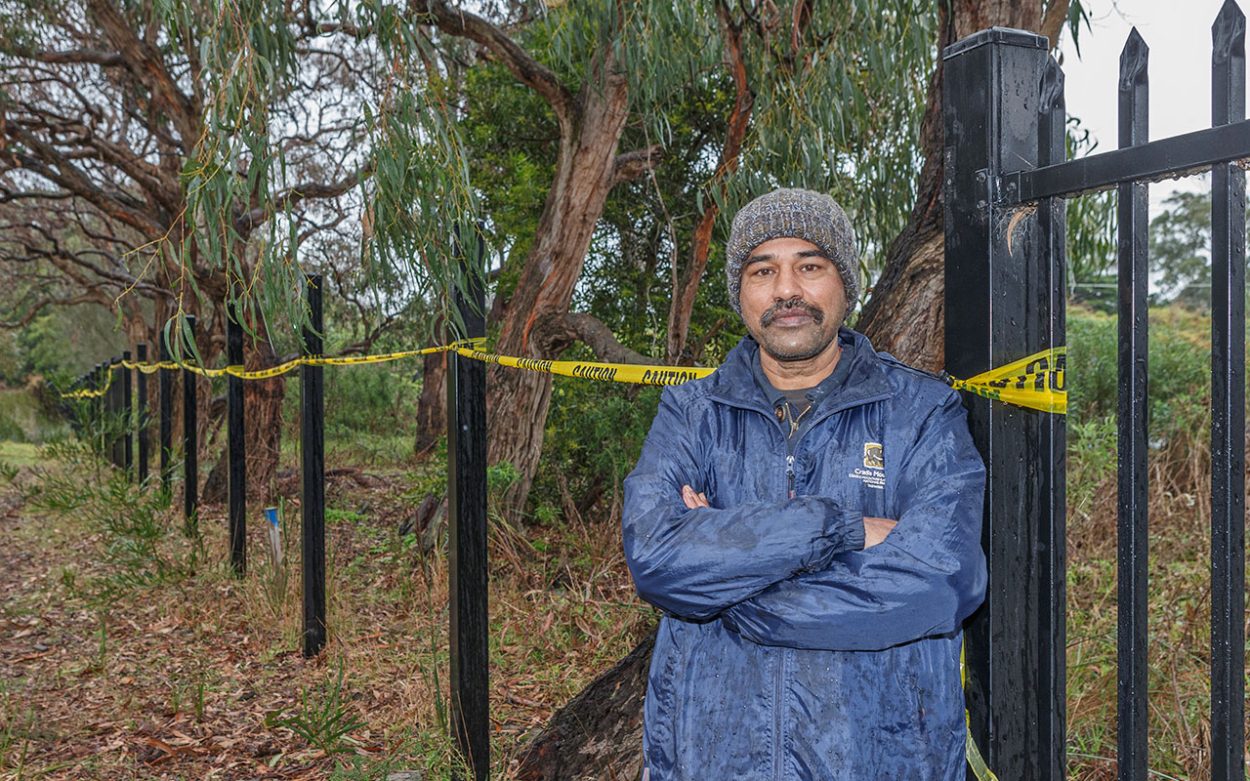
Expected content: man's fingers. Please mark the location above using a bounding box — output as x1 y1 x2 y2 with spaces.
863 517 898 548
681 485 699 509
681 485 710 510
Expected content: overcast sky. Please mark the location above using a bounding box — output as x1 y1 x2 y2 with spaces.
1056 0 1243 210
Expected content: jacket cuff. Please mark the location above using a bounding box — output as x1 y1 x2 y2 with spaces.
797 498 864 572
827 504 865 552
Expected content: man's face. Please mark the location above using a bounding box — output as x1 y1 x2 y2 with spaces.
738 237 847 363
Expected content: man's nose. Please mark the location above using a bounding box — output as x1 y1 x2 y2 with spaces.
772 264 802 299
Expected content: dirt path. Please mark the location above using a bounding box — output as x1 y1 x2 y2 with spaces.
0 454 650 780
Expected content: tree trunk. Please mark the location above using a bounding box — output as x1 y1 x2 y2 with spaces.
200 318 284 504
487 58 631 518
665 3 753 365
414 349 447 457
242 337 284 502
856 0 1051 369
515 629 654 781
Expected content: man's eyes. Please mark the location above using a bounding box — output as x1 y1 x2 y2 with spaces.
748 262 829 277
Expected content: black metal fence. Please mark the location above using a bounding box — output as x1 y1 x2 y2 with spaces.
67 273 337 659
66 265 491 777
944 3 1247 779
55 6 1249 778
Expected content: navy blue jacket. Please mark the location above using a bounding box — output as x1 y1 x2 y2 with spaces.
622 330 987 780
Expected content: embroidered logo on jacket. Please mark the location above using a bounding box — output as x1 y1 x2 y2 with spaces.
851 442 885 489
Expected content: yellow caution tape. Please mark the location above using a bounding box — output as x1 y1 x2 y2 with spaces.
59 340 484 398
944 347 1065 415
453 348 716 386
961 638 999 781
63 338 1066 417
62 368 117 399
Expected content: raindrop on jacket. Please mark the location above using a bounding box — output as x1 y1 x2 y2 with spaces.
623 330 987 781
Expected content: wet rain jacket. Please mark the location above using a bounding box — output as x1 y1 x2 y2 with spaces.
622 329 987 781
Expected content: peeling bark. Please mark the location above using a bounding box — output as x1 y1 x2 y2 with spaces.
486 59 632 517
414 349 447 457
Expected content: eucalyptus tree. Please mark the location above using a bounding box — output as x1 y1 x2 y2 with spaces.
394 0 943 513
1 0 1089 515
0 0 431 492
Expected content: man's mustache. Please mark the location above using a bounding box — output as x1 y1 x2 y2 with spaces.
761 297 825 327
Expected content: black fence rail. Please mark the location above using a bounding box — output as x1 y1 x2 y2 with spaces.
945 3 1246 780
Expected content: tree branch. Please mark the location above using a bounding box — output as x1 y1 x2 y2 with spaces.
1040 0 1071 49
409 0 574 130
611 145 663 188
4 47 125 66
533 312 651 365
233 163 372 235
85 0 200 148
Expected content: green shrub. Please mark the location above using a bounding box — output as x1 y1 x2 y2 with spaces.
530 371 662 525
1067 303 1212 442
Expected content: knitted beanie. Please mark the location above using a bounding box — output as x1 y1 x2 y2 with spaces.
725 188 860 315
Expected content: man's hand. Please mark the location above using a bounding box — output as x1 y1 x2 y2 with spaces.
681 484 709 509
863 517 897 548
682 485 895 549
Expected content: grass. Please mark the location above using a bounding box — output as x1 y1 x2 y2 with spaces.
0 442 43 469
0 387 70 445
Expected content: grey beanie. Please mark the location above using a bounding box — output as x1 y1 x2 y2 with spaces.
725 188 860 315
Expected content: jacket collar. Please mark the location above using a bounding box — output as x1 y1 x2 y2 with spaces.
706 328 894 416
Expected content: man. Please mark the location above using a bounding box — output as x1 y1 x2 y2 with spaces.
622 188 987 780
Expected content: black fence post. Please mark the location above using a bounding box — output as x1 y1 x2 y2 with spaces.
1115 31 1150 781
942 28 1065 781
227 303 247 577
109 357 123 468
1034 56 1068 781
182 315 198 524
137 343 150 485
94 362 106 460
301 274 327 657
446 230 488 781
159 331 173 493
122 349 133 479
1209 3 1245 779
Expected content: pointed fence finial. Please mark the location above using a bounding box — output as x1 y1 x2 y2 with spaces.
1119 28 1149 92
1040 56 1066 116
1214 0 1246 64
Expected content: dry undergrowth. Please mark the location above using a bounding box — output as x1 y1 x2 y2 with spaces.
1065 414 1243 781
0 451 653 780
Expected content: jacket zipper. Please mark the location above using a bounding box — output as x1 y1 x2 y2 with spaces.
773 650 786 781
777 448 794 779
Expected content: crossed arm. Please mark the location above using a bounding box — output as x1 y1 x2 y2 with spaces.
681 484 896 547
622 390 986 650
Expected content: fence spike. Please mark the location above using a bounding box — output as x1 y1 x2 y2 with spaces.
1214 0 1246 63
1119 28 1149 93
1116 23 1150 781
